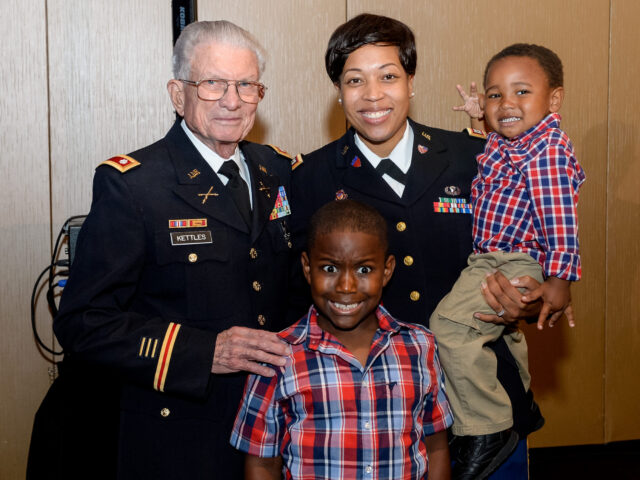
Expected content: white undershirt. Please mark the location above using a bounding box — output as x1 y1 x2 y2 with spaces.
181 120 253 207
354 120 414 197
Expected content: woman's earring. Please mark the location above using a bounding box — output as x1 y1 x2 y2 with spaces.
338 98 342 104
410 92 415 98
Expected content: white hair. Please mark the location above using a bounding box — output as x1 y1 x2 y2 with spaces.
172 20 267 79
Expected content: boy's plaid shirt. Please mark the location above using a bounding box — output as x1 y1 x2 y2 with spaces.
230 305 452 480
472 113 586 280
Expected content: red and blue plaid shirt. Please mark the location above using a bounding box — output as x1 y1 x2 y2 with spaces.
472 113 586 280
230 305 452 480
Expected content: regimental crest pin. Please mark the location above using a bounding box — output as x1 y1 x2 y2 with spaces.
418 145 428 154
335 189 348 200
351 156 361 167
444 185 461 196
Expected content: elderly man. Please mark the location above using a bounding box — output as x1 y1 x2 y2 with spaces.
28 20 292 480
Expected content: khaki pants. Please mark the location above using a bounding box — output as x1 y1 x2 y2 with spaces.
429 251 543 436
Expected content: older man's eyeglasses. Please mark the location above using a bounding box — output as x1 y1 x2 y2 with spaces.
180 78 266 104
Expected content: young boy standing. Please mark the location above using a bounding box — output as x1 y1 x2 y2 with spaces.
432 43 586 478
231 199 453 480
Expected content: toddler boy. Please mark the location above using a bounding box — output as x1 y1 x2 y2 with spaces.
433 43 586 479
231 199 453 479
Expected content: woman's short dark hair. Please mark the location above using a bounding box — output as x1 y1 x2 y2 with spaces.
325 13 417 83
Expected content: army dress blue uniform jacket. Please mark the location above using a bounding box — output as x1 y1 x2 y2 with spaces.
34 121 292 479
287 118 540 437
288 118 482 325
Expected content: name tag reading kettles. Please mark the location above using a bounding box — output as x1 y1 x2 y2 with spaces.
170 230 213 246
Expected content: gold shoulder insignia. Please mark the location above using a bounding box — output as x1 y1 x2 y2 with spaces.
465 127 487 139
267 144 292 159
99 155 141 173
291 153 304 171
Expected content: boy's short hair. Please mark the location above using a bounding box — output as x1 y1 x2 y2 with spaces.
307 199 389 254
325 13 417 84
483 43 563 89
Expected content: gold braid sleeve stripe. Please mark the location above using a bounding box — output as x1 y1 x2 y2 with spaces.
153 323 181 392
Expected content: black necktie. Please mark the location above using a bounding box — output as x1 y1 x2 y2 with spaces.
219 160 252 227
376 158 407 185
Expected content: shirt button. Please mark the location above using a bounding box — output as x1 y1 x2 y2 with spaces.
410 291 420 301
364 421 371 430
252 281 262 292
160 408 170 417
403 255 414 266
188 253 198 263
365 465 373 474
249 247 258 259
257 314 266 326
396 221 407 232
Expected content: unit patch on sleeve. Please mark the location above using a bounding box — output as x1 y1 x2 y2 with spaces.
99 155 141 173
433 197 472 214
269 186 291 220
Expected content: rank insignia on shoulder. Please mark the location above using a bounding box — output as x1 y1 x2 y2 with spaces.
335 189 348 200
138 337 159 359
267 144 292 159
99 155 141 173
465 127 487 139
291 153 303 171
433 197 472 214
270 186 291 220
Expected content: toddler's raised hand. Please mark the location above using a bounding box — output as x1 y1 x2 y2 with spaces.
453 82 484 119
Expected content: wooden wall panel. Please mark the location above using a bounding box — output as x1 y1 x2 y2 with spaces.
2 3 639 478
197 0 346 156
350 0 609 447
606 0 640 443
0 1 51 478
48 0 174 232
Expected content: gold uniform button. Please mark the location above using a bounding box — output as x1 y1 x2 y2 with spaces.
396 222 407 232
188 253 198 263
410 291 420 301
404 255 414 266
160 408 170 417
257 314 266 326
249 248 258 259
252 281 262 292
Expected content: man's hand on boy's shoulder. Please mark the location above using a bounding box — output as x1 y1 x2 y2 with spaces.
474 271 542 326
212 326 288 377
